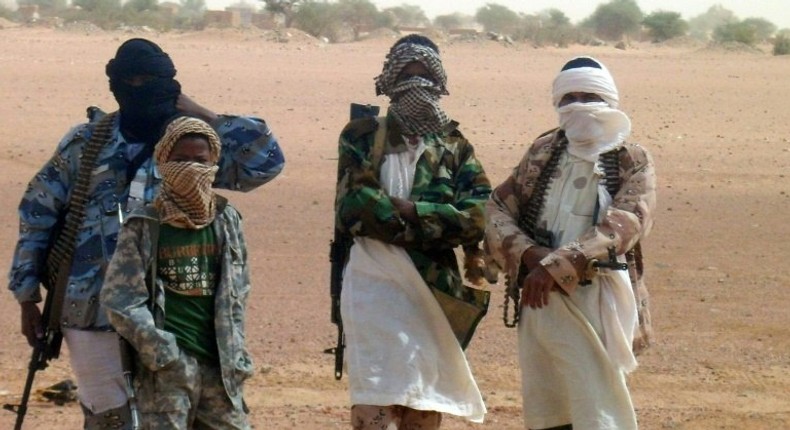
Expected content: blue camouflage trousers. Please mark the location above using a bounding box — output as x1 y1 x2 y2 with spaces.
136 350 249 429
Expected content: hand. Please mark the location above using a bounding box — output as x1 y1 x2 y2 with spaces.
520 265 560 309
20 301 44 347
390 197 418 224
463 249 486 286
521 246 552 271
176 94 218 123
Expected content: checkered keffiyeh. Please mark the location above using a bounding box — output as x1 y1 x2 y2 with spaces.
375 43 448 96
375 43 450 136
154 116 221 165
153 117 221 229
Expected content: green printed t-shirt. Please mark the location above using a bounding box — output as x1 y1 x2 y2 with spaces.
158 223 220 364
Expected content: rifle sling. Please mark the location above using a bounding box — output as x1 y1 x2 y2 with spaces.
43 113 117 331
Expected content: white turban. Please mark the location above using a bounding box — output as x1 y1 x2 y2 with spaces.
551 56 619 108
550 56 631 162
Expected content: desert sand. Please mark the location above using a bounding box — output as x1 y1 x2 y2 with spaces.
0 27 787 429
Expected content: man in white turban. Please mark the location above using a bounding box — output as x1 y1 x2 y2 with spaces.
484 56 657 429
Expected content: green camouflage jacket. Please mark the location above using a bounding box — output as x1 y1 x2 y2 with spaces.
335 113 492 298
100 196 252 408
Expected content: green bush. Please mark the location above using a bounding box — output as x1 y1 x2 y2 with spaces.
0 5 15 20
289 0 380 41
381 5 428 28
433 13 463 31
688 4 736 39
515 9 576 47
475 3 520 34
583 0 643 41
774 34 790 55
292 1 337 39
713 21 757 46
642 11 688 42
742 17 776 42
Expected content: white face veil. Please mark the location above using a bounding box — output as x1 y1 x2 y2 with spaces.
551 56 631 162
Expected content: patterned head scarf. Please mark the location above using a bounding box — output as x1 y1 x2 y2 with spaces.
374 37 450 136
154 116 220 164
153 117 222 229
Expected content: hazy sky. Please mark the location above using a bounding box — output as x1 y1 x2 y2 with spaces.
205 0 789 30
366 1 790 29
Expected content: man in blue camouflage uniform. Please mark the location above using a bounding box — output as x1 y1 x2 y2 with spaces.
8 38 284 428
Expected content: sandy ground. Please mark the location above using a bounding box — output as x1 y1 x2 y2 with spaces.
0 27 788 429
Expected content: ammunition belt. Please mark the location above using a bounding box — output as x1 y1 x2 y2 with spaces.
517 135 568 237
505 135 624 328
43 113 116 328
600 148 621 197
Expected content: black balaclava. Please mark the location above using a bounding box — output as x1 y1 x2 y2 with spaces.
106 38 181 146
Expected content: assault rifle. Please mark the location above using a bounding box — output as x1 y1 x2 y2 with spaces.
325 103 380 380
3 292 64 430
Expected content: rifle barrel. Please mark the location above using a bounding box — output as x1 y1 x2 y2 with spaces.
4 340 47 430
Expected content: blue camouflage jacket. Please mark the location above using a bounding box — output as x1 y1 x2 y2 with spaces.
9 112 284 329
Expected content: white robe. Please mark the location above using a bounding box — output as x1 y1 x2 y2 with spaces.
518 152 638 430
341 137 486 422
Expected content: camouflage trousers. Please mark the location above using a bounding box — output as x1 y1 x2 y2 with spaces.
136 350 249 429
351 405 442 430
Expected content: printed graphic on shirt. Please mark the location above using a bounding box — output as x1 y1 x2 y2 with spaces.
158 225 220 297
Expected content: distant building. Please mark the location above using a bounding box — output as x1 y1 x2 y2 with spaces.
226 4 259 27
204 4 272 28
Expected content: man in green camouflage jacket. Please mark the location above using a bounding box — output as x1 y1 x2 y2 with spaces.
335 35 490 428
